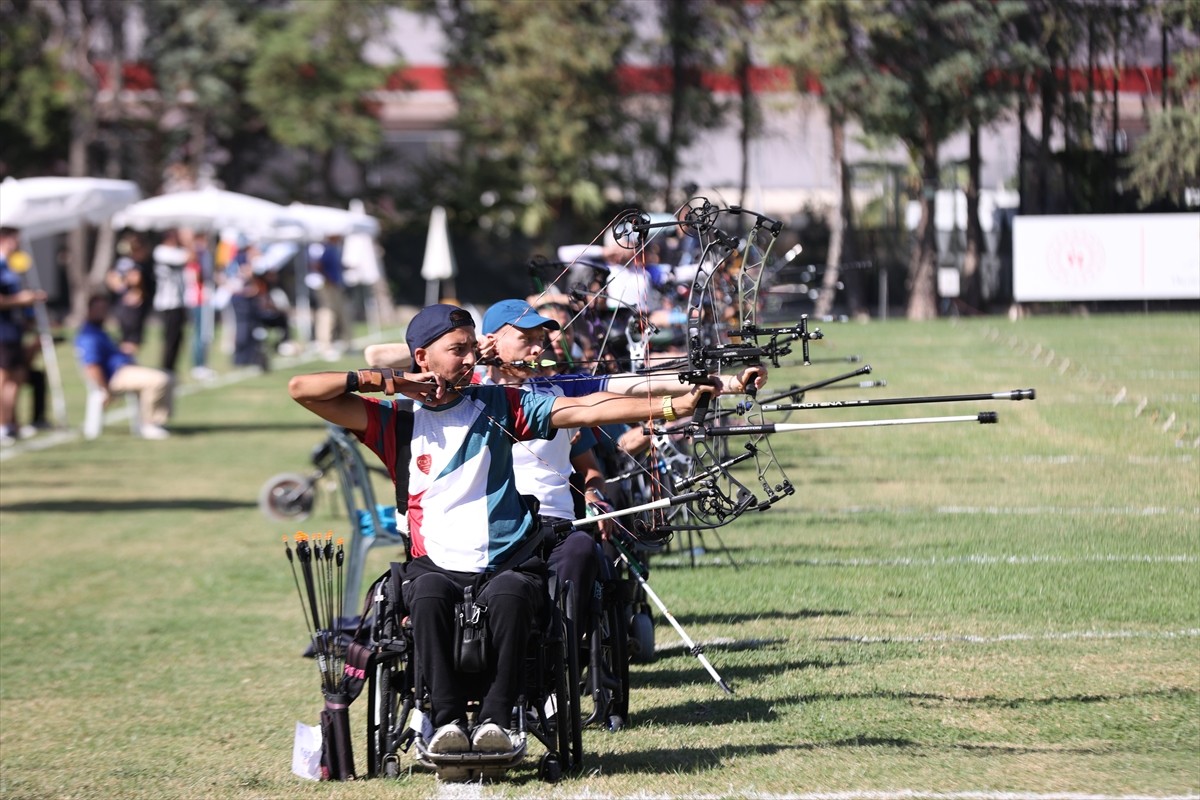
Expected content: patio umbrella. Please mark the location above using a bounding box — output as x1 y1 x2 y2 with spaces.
112 185 292 237
0 176 142 239
0 176 144 428
276 202 380 241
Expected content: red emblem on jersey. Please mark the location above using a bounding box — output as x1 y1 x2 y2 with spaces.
416 454 432 475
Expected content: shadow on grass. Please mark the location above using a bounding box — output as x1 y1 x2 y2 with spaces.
668 608 854 626
633 654 856 695
496 736 1121 784
0 497 256 513
161 421 321 435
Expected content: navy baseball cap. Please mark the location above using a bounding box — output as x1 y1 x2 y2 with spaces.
405 304 476 368
482 299 561 336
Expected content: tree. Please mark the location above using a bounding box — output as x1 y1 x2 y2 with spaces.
245 0 398 203
1127 0 1200 207
138 0 265 192
855 0 1011 319
0 0 76 176
761 0 873 319
642 0 727 209
417 0 640 241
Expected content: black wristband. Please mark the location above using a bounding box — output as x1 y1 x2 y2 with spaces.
345 371 359 393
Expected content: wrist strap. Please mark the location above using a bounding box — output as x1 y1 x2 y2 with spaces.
345 371 359 393
661 395 677 422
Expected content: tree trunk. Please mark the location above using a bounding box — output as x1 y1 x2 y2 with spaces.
664 0 686 207
1037 55 1055 214
961 116 983 310
66 0 97 326
907 128 939 321
815 109 848 319
737 47 752 212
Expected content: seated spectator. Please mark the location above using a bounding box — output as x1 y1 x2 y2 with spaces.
75 293 174 440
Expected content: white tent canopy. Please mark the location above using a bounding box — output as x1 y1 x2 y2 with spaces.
0 176 142 240
112 186 293 237
274 202 380 241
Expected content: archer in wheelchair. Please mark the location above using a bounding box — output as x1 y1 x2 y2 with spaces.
286 303 714 781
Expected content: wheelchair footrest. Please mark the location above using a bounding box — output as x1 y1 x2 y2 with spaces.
414 736 527 781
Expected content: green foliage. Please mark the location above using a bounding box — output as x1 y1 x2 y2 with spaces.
245 0 398 163
0 0 80 173
138 0 261 141
1126 0 1200 207
425 0 640 237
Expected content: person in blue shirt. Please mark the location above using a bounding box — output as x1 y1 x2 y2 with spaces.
0 226 45 446
288 303 713 758
75 293 175 440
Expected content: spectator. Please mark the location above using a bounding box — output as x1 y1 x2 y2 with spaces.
152 229 190 377
105 233 154 357
0 226 45 446
184 235 216 381
75 293 174 441
310 236 348 360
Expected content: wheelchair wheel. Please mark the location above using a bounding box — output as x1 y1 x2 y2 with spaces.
629 610 655 663
584 588 630 730
554 599 584 775
257 472 315 521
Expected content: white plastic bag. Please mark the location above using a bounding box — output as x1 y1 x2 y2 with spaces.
291 720 322 781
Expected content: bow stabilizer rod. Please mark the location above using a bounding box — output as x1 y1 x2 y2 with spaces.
699 412 1000 437
755 388 1036 414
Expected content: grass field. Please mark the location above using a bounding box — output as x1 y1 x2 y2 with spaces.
0 313 1196 799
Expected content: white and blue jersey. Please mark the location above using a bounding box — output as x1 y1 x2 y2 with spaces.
357 384 556 573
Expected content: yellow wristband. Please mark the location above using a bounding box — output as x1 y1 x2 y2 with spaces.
661 395 677 422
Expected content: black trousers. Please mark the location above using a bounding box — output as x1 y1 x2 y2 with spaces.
400 555 546 729
158 307 186 374
545 521 600 637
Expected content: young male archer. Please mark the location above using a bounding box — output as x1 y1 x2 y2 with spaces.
287 303 713 757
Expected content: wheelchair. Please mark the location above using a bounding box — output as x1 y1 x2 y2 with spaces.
361 565 584 783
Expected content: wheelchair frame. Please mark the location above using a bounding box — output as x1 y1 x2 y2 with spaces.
260 424 408 617
362 570 584 783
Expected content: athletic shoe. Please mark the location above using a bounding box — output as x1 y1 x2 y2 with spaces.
470 721 512 753
427 722 469 754
139 424 171 440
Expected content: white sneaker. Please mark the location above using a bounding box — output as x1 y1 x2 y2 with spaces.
470 721 512 753
427 722 469 754
139 424 171 440
190 366 217 381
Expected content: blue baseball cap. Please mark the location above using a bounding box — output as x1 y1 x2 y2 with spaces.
482 299 561 336
405 304 476 368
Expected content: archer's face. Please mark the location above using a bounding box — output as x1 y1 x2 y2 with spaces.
416 327 477 384
490 324 548 364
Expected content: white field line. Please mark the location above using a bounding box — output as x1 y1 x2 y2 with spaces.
553 792 1198 800
777 505 1200 516
816 628 1200 645
435 780 486 799
655 628 1200 652
802 455 1195 465
654 554 1197 569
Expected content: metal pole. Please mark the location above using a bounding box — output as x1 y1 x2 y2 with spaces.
17 241 67 428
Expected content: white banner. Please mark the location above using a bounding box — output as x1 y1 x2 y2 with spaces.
1013 213 1200 301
